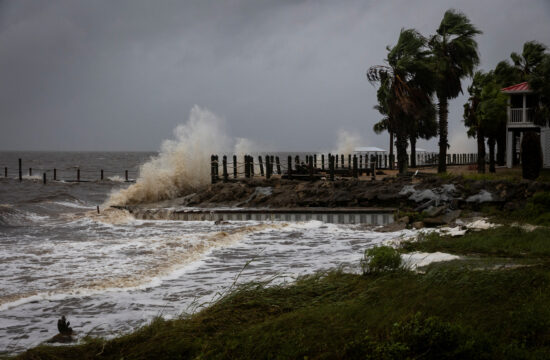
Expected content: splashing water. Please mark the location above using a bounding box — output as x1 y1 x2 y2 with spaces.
332 130 363 155
107 106 232 206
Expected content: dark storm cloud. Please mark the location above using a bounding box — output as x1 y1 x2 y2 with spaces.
1 0 549 151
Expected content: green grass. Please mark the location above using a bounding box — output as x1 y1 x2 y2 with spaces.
402 226 550 258
13 261 550 360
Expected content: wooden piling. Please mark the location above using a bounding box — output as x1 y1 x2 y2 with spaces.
100 169 103 180
125 170 129 182
43 173 46 184
223 155 228 182
266 156 271 179
258 156 265 177
244 155 250 179
54 168 57 181
353 154 358 178
341 154 344 168
348 154 352 170
250 155 254 177
371 163 376 181
329 155 335 181
335 154 339 168
211 155 216 183
287 155 293 180
77 168 80 182
97 205 100 214
308 156 313 181
29 168 32 176
233 155 237 179
275 156 281 175
4 167 7 178
321 154 325 171
18 158 22 181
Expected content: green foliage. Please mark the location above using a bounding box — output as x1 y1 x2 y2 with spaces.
361 246 402 274
402 226 550 258
522 131 543 180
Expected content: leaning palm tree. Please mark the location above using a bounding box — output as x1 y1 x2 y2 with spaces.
368 28 435 174
430 9 482 173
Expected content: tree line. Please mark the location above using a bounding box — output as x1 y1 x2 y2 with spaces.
368 9 550 175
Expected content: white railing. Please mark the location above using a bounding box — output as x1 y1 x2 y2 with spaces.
509 108 533 124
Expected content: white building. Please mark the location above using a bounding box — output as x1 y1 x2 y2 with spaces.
502 82 550 168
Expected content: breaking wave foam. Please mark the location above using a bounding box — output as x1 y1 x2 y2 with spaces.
107 106 233 206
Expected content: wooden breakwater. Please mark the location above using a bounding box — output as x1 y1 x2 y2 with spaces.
209 152 481 183
117 206 396 225
3 158 136 184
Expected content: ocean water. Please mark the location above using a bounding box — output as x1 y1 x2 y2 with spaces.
0 151 412 354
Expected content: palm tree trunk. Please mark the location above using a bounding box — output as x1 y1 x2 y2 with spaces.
437 97 448 173
396 129 408 175
389 130 394 170
409 136 416 168
477 128 485 173
488 137 496 173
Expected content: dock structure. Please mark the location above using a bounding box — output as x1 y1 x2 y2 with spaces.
119 207 396 225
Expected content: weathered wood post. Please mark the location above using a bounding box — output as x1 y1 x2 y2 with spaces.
54 168 57 181
353 154 358 178
275 156 281 175
371 162 376 181
287 155 293 180
77 168 80 182
29 168 32 176
329 155 335 181
308 156 314 181
295 155 300 170
233 155 237 179
100 169 103 180
335 154 339 168
223 155 228 182
4 167 7 178
359 155 363 174
348 154 352 170
266 156 271 179
258 156 265 177
125 170 129 182
314 154 317 169
18 158 22 181
250 155 254 177
43 173 46 184
244 155 250 179
341 154 344 169
321 154 325 171
215 155 220 179
211 155 217 183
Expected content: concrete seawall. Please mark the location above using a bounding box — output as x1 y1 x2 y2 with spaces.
117 207 396 225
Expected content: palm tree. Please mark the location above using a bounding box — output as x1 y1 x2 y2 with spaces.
463 71 488 173
429 9 482 173
368 28 435 174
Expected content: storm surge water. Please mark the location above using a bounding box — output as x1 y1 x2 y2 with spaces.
107 106 232 206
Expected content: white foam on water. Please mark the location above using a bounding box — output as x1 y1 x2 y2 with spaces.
0 215 416 354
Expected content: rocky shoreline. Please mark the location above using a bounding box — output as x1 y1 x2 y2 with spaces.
114 174 550 228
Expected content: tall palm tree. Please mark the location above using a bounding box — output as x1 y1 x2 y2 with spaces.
368 28 435 174
463 71 488 173
430 10 482 173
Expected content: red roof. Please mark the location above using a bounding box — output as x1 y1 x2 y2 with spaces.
501 82 531 93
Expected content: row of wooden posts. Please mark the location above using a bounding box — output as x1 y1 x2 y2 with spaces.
210 152 482 183
3 158 132 184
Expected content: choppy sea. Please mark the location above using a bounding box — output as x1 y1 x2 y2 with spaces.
0 151 411 354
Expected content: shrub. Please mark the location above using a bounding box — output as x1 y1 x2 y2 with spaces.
521 131 543 180
361 246 402 274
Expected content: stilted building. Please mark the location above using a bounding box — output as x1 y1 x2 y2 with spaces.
502 82 550 168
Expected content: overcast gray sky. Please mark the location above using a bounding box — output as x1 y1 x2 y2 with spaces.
1 0 549 152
